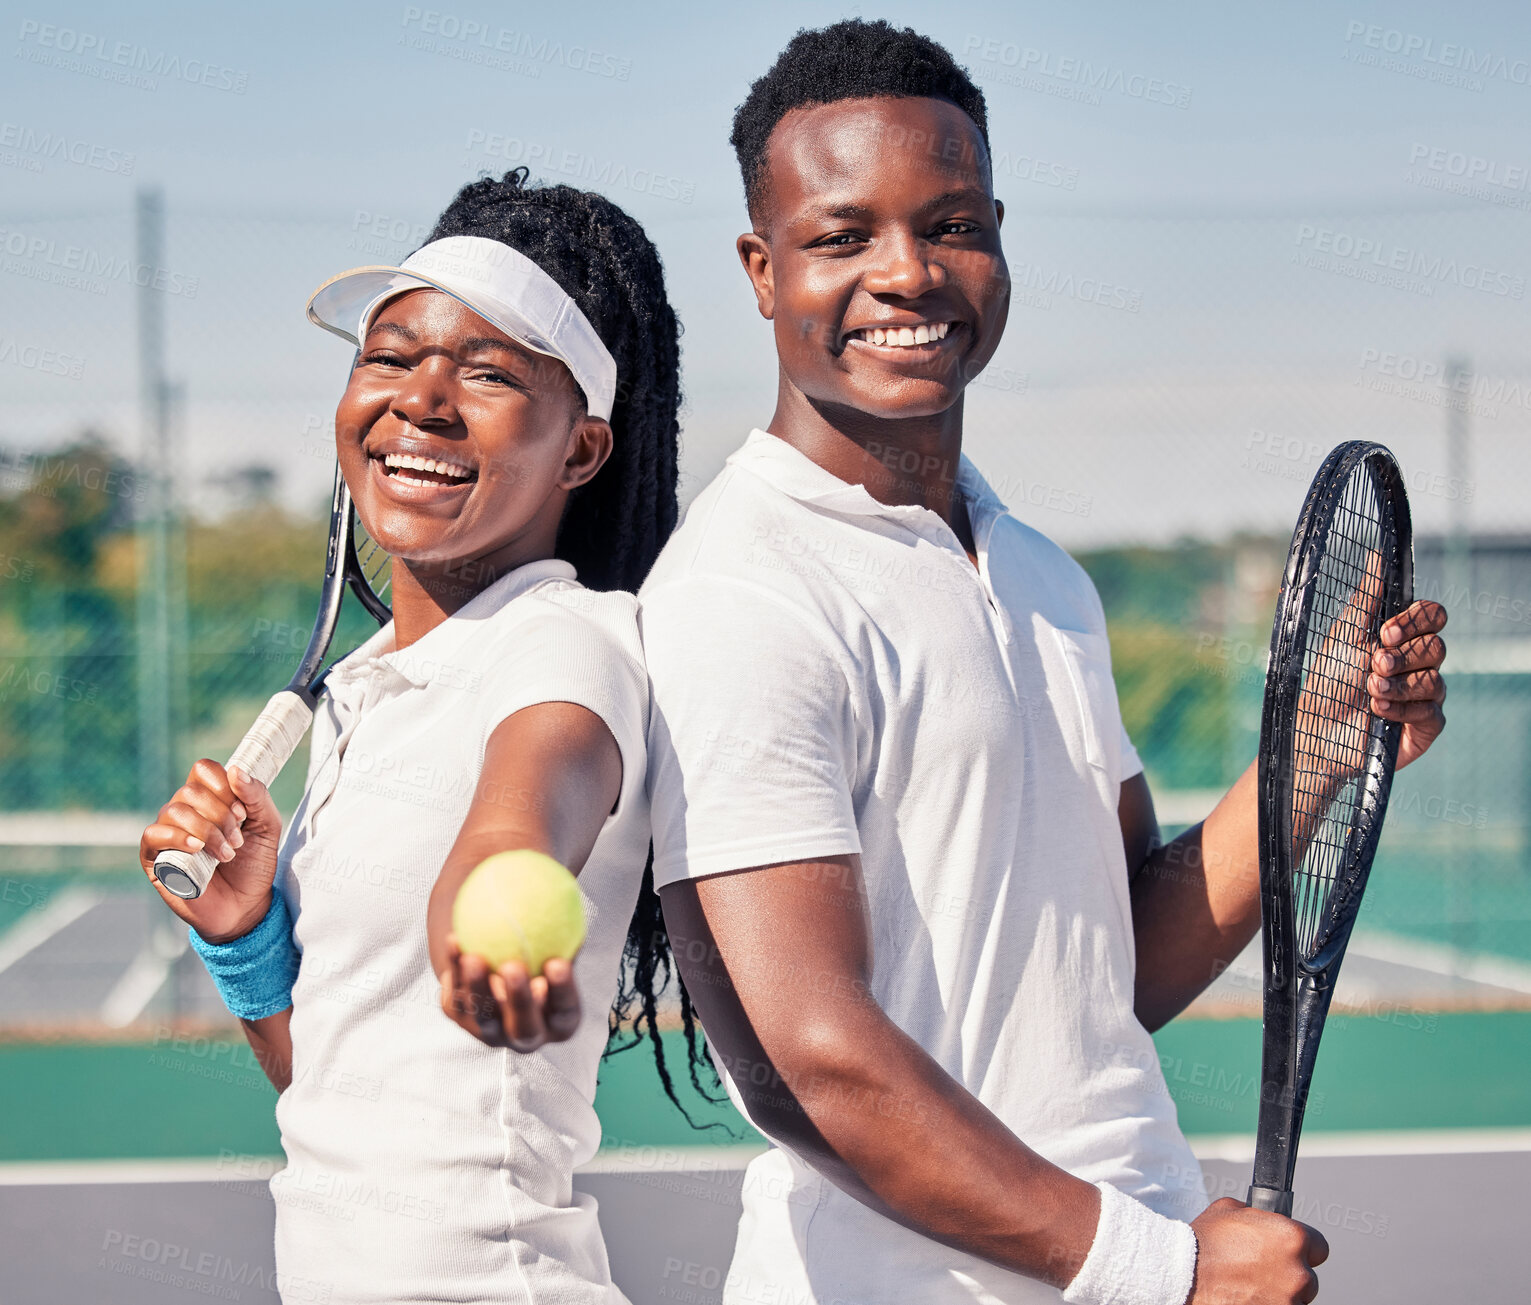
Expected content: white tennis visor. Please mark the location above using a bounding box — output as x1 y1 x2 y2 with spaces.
306 235 618 421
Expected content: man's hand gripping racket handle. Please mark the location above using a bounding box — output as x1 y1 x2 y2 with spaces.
153 689 315 899
1247 1185 1293 1216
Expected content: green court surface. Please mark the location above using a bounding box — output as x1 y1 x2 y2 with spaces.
2 1013 1527 1164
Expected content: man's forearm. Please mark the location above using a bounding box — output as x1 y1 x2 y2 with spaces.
1131 761 1262 1030
665 862 1103 1288
729 1003 1102 1289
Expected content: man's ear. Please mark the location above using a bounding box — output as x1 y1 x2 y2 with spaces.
737 232 775 320
995 199 1005 228
560 415 614 492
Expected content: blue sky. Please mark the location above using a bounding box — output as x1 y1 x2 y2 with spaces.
4 0 1529 544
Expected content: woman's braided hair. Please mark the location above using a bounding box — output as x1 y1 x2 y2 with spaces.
427 169 720 1121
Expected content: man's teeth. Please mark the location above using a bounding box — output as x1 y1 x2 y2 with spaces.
381 452 472 480
854 322 953 347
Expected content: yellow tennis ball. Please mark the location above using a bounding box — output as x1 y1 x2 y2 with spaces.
452 850 586 977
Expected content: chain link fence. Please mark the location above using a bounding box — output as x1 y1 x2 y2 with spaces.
0 198 1527 1032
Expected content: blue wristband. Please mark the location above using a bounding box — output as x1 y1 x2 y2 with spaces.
188 892 300 1021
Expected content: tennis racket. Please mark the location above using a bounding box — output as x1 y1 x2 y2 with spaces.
152 460 391 899
1247 441 1413 1216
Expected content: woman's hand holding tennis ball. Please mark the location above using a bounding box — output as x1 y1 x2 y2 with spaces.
439 850 587 1051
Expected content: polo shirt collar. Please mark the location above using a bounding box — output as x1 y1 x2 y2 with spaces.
729 428 1010 552
326 556 577 691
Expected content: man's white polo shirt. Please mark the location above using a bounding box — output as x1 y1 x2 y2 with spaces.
271 558 648 1305
641 431 1206 1305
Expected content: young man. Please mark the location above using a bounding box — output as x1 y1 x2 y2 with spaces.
641 21 1448 1305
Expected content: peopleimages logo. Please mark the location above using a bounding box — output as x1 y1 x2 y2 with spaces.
0 228 198 297
1356 348 1531 416
464 130 697 204
16 20 250 93
1343 20 1531 88
0 122 135 174
0 336 85 378
398 8 632 80
962 35 1193 108
1408 142 1531 193
1293 223 1526 299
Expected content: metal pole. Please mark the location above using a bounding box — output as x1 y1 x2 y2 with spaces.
165 378 188 802
1443 356 1473 966
135 188 172 812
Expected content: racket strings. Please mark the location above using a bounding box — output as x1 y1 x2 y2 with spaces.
1289 463 1389 960
351 513 393 608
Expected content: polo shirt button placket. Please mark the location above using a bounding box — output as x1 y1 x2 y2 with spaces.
975 559 1013 646
913 510 1012 646
304 662 392 830
950 540 1011 647
299 678 360 833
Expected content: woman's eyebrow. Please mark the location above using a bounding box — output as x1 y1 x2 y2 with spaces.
367 320 417 342
455 335 522 356
366 321 523 359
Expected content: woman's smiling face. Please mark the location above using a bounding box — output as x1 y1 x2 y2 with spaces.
334 288 611 580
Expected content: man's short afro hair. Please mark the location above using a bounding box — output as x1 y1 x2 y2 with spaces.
730 19 989 220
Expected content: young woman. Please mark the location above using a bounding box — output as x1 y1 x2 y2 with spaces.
139 169 688 1304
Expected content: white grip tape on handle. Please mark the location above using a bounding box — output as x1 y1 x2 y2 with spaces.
153 690 315 900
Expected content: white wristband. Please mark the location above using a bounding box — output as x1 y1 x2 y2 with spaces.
1061 1181 1198 1305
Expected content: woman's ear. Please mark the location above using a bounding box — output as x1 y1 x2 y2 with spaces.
560 415 614 492
737 231 775 320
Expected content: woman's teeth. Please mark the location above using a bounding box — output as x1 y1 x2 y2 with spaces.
380 452 474 486
851 322 953 348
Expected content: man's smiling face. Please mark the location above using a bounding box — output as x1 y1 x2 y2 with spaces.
743 95 1010 423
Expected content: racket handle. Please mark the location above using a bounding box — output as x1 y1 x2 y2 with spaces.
152 689 315 901
1247 1184 1293 1216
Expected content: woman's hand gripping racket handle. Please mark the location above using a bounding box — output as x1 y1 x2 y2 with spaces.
153 689 315 899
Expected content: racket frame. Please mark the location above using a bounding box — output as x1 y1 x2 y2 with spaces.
1248 442 1412 1214
151 459 390 899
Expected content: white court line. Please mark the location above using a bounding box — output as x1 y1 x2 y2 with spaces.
99 924 190 1028
0 1157 274 1186
0 886 100 976
0 812 150 846
4 1131 1529 1186
1188 1128 1531 1162
1349 929 1531 996
577 1144 768 1175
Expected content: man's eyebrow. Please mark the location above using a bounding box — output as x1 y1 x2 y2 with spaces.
800 201 874 222
923 187 992 210
794 188 993 225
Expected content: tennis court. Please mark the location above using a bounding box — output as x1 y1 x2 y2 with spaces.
2 833 1528 1301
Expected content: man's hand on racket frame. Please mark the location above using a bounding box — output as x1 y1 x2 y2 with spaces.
1291 587 1446 844
139 760 284 944
427 700 621 1053
1126 599 1448 1032
1368 598 1447 768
